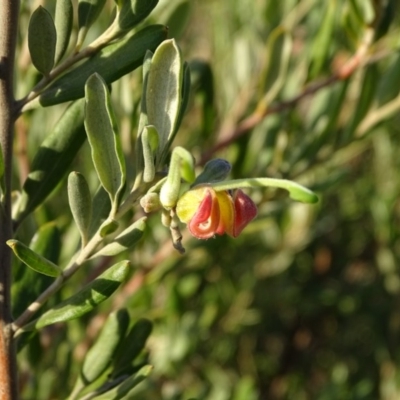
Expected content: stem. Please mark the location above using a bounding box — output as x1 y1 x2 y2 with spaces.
0 0 20 398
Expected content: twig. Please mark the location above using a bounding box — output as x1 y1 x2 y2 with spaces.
0 0 20 397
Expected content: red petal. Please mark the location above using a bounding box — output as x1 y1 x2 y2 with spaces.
188 189 220 239
233 190 257 237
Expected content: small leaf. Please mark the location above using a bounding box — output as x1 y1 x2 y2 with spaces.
100 218 119 238
39 25 168 107
193 159 232 186
16 100 86 223
7 240 61 278
77 0 107 48
146 39 184 163
68 172 92 246
117 0 159 32
23 261 131 331
81 309 130 383
112 319 153 378
28 6 57 75
85 73 126 214
93 217 146 257
142 125 159 182
91 365 153 400
54 0 73 63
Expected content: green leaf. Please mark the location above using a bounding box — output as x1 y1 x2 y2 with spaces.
28 6 57 75
81 309 130 383
7 240 61 278
12 223 61 318
146 39 184 163
23 261 131 331
92 365 153 400
39 25 168 107
134 50 154 186
117 0 159 32
142 125 159 182
77 0 107 48
112 319 153 378
99 218 119 238
308 0 336 79
68 172 92 246
88 186 112 239
54 0 73 63
210 178 319 204
16 100 86 223
92 217 147 257
84 73 126 214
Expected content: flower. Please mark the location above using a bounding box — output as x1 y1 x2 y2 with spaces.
176 186 257 239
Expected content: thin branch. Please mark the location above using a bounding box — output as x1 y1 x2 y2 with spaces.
0 0 20 397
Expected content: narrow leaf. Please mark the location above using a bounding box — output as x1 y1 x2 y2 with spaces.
23 261 131 331
91 365 153 400
28 6 57 75
77 0 107 48
142 125 159 182
134 50 154 186
93 217 146 257
54 0 73 63
85 73 126 213
146 39 184 162
12 223 61 317
117 0 159 32
68 172 92 246
193 159 232 185
16 100 86 223
209 178 319 204
81 309 130 383
112 319 153 378
39 25 168 107
7 239 61 278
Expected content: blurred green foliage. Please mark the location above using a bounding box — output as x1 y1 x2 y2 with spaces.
13 0 400 399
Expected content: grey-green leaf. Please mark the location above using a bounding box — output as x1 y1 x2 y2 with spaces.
54 0 73 63
39 25 168 107
16 100 86 224
28 6 57 75
117 0 159 32
23 260 131 331
93 217 147 257
146 39 184 163
77 0 107 47
142 125 159 182
85 73 126 213
81 309 130 383
68 172 92 246
7 239 61 278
